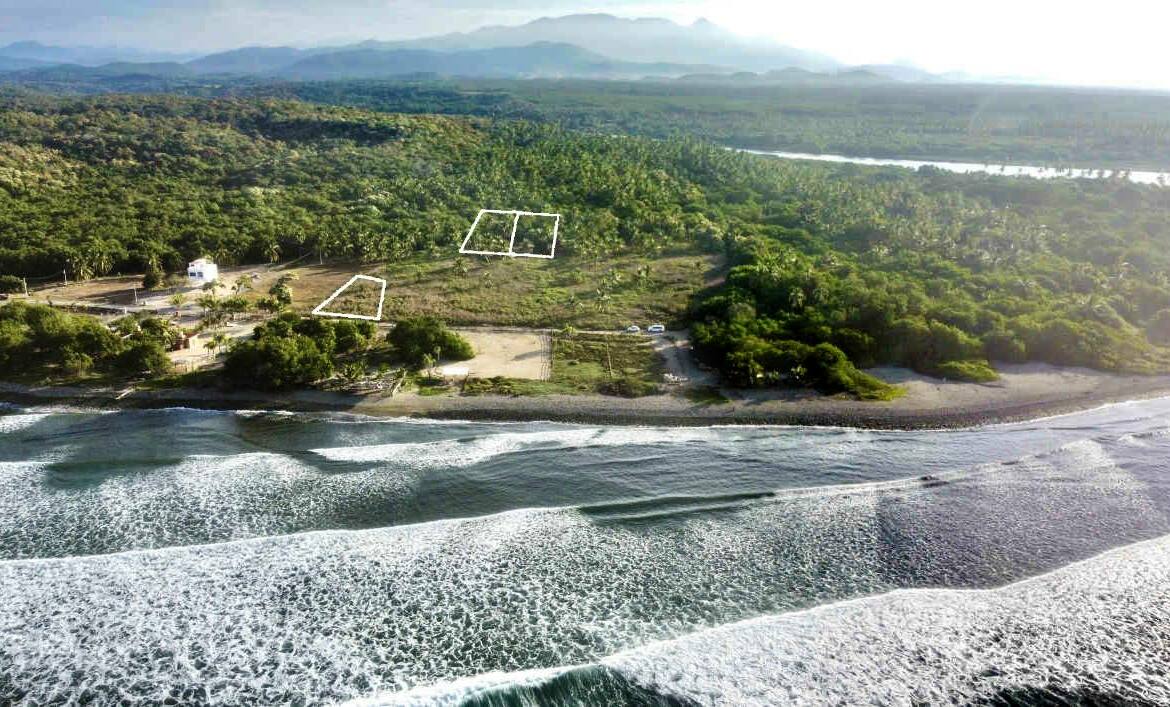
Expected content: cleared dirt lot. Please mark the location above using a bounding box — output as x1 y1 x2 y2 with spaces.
453 329 550 380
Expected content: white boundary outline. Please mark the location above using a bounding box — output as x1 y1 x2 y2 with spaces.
459 209 561 259
311 274 388 321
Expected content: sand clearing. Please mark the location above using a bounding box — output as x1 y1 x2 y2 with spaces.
454 329 551 380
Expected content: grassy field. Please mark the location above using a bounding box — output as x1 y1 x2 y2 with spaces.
462 332 664 396
368 251 721 330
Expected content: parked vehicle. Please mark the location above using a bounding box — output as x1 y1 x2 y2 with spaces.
625 325 641 333
647 323 666 334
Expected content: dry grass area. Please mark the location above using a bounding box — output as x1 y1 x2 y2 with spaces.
29 249 722 334
369 250 722 330
35 274 147 306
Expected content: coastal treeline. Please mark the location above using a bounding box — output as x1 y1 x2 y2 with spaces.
0 301 174 379
3 94 1170 394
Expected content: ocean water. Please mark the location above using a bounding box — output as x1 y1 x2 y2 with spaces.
1 399 1169 704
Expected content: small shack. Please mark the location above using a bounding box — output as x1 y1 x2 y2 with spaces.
187 258 219 284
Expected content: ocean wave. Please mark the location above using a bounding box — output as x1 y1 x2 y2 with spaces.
0 412 51 434
0 450 421 559
1 430 1166 704
605 534 1170 705
347 535 1170 706
310 426 774 468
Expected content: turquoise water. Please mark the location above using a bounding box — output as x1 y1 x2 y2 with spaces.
2 400 1170 704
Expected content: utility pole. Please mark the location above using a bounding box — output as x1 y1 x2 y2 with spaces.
132 286 138 305
63 268 68 286
22 278 28 296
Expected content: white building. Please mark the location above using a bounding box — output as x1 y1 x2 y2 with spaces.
187 258 219 284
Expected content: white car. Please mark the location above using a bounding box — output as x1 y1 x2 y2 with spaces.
647 324 666 334
625 325 641 334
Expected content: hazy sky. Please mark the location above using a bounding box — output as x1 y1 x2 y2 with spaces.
1 0 1166 88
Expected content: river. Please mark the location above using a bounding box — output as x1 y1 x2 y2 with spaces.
739 148 1170 186
2 401 1170 704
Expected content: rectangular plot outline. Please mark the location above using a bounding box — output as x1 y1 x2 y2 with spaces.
311 274 388 321
459 209 561 259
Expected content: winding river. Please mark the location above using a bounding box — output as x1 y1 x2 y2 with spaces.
740 148 1170 186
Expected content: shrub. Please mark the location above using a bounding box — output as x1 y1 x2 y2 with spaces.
141 265 164 290
1148 309 1170 346
114 340 172 377
0 275 23 294
223 334 333 390
332 319 376 352
599 375 659 398
931 359 999 383
293 317 337 354
387 316 474 368
805 343 903 400
983 330 1028 363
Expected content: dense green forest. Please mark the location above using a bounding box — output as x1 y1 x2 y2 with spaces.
263 80 1170 169
9 74 1170 168
3 94 1170 393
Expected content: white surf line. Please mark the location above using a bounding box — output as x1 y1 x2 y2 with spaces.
601 529 1170 661
336 532 1170 707
0 435 1092 567
338 665 586 707
0 505 576 567
312 274 388 321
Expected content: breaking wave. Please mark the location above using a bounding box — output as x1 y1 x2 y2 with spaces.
349 535 1170 706
1 432 1167 704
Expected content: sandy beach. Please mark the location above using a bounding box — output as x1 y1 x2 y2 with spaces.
4 362 1170 429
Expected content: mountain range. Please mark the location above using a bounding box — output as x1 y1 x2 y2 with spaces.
0 14 940 84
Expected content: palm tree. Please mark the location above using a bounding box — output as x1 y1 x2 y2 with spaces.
788 288 806 311
169 293 186 318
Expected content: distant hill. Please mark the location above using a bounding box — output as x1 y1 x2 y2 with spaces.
277 43 717 80
675 67 907 85
8 62 193 81
0 55 50 72
187 47 322 75
376 14 840 73
852 64 939 83
0 41 195 67
0 43 714 83
0 14 954 84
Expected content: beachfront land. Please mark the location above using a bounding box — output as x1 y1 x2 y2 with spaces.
5 95 1170 420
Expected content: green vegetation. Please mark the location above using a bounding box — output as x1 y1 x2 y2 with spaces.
684 386 732 406
0 274 23 293
370 252 714 330
386 316 473 369
222 312 377 390
4 93 1170 399
269 79 1170 169
464 333 662 397
0 301 173 381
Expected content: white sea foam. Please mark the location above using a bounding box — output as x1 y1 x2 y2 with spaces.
0 450 420 559
310 426 757 467
1 432 1165 704
328 534 1170 706
606 534 1170 705
0 413 50 434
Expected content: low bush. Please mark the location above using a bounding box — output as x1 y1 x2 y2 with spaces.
0 275 23 294
930 359 1000 383
599 375 659 398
